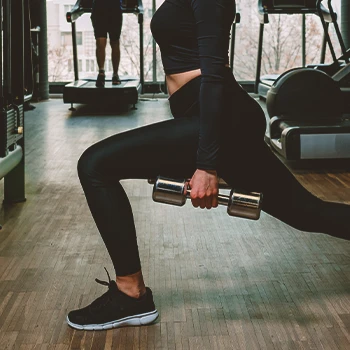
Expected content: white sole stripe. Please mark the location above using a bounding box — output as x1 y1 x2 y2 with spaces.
67 309 159 331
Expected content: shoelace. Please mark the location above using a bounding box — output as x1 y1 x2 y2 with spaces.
90 268 116 310
95 267 112 287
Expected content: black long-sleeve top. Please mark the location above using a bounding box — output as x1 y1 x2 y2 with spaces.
151 0 236 170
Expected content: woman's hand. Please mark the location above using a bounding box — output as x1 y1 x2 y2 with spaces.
189 169 219 209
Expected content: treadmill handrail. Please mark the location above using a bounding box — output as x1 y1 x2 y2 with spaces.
66 0 85 23
258 0 333 22
259 0 318 14
66 0 143 23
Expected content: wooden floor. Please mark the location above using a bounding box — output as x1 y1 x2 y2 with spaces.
0 97 349 349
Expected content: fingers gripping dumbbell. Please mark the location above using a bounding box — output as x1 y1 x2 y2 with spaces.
150 176 263 220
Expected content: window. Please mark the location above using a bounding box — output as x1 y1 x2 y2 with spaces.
60 32 82 46
85 59 95 72
47 0 161 82
84 31 95 56
90 59 95 72
76 32 83 46
61 32 70 46
47 0 342 83
64 4 73 14
232 0 342 80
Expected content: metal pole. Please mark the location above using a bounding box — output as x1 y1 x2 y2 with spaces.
139 12 144 92
72 22 79 81
3 0 11 103
39 0 48 99
317 0 337 63
255 15 267 94
11 0 24 105
152 0 156 83
341 0 349 49
0 0 3 106
302 14 306 66
328 0 348 62
320 22 329 63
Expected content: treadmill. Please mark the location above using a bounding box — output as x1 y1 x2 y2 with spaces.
63 0 144 110
255 0 346 100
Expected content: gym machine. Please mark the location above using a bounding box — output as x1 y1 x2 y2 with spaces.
149 176 263 221
266 67 350 160
259 1 350 161
0 0 27 228
255 0 349 100
63 0 144 110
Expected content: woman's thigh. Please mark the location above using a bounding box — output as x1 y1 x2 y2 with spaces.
78 115 201 183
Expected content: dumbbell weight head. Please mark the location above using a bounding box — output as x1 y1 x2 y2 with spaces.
227 190 263 220
152 176 187 206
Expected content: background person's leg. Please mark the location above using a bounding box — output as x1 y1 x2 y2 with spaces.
91 9 108 87
110 40 121 84
108 8 122 84
96 37 107 72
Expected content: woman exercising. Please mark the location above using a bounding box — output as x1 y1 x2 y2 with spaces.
67 0 349 331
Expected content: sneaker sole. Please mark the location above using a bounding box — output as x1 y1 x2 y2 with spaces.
66 309 159 331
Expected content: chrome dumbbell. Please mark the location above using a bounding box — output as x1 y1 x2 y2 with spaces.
151 176 263 220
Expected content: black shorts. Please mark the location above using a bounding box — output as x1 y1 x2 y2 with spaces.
91 4 123 41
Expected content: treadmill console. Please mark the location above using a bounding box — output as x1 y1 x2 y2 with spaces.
259 0 318 14
121 0 139 9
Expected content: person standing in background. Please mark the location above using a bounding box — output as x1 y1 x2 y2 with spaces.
91 0 123 87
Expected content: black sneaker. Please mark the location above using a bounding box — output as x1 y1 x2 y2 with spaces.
112 75 121 85
96 73 105 88
66 269 159 331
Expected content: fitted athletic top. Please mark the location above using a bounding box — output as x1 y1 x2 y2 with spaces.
151 0 236 169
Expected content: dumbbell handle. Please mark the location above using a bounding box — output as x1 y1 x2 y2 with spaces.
184 188 230 206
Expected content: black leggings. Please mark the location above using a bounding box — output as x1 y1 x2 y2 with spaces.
78 70 349 276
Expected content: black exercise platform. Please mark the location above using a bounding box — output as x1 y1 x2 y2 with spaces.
63 0 144 109
63 78 141 106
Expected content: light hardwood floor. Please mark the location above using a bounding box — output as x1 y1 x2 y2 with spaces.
0 97 349 349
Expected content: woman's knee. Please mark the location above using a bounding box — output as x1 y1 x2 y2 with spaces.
77 144 105 183
77 134 129 184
